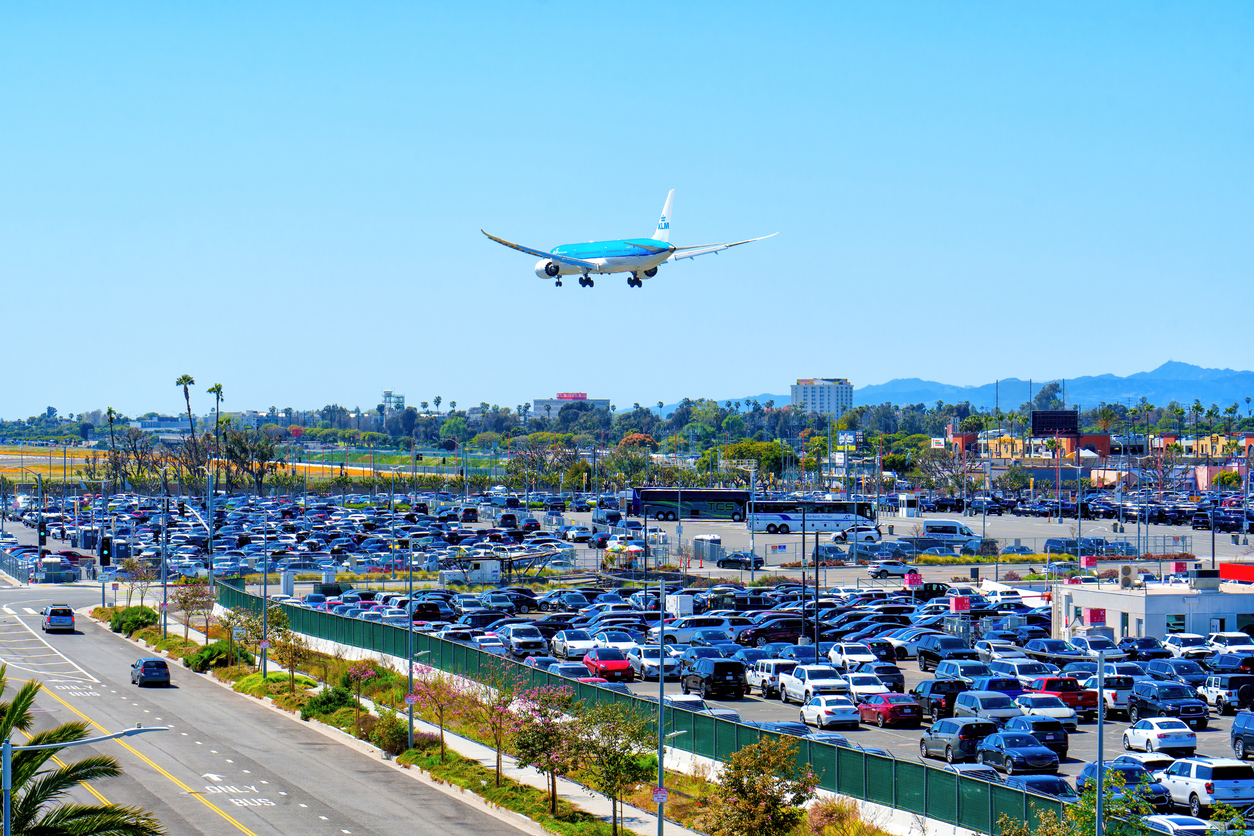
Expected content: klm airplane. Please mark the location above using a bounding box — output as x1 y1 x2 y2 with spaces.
482 190 776 288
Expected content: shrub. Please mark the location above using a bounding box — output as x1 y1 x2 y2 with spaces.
110 606 159 636
1002 570 1022 581
185 641 255 673
370 708 410 755
300 686 358 721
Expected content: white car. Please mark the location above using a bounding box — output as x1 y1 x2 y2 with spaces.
1013 694 1079 731
1157 757 1254 817
1164 634 1211 659
828 643 878 670
1081 675 1135 720
779 665 850 704
551 629 596 659
1070 635 1127 662
591 631 638 652
799 695 860 730
882 628 943 660
1122 718 1198 754
834 525 882 543
843 673 891 702
1143 815 1214 836
975 640 1027 664
1206 632 1254 655
1112 752 1177 775
866 560 911 579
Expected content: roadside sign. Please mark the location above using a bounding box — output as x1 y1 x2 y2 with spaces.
258 639 270 649
948 596 970 613
1081 555 1097 569
404 694 419 706
158 602 168 611
652 787 669 804
1084 607 1107 626
1173 561 1188 574
111 583 119 590
837 431 856 446
904 572 923 589
232 625 245 640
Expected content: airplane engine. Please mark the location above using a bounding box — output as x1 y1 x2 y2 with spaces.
535 260 561 278
643 267 658 278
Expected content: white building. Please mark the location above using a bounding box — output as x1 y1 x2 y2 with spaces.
790 378 853 417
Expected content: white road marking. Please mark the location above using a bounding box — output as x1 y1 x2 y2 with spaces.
22 608 36 615
319 816 328 820
0 616 98 683
1 607 13 615
299 803 307 808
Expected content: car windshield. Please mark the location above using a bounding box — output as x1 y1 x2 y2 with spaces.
512 628 542 638
1087 637 1116 650
1003 735 1038 747
596 649 626 661
1175 636 1205 646
1155 720 1189 731
848 676 880 686
1110 766 1149 782
1018 663 1050 674
808 667 840 678
1130 638 1161 648
1158 686 1195 699
884 694 914 704
1104 677 1135 689
1027 696 1066 708
1170 661 1204 673
564 631 591 641
937 638 966 649
639 648 663 659
981 696 1014 709
602 632 631 641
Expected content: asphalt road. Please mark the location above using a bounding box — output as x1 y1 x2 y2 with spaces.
0 584 526 836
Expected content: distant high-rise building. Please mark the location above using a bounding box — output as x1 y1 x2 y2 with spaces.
791 378 853 416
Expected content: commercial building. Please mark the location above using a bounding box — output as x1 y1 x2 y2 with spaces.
1052 568 1254 640
790 378 853 417
532 392 611 418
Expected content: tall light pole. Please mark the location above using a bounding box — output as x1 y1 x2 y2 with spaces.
4 725 169 836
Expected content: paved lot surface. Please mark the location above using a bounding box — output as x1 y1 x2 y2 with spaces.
0 584 526 836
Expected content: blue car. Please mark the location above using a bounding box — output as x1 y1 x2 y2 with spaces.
974 732 1059 774
969 677 1025 699
131 658 171 687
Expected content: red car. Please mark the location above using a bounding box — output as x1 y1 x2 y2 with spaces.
1024 677 1099 721
857 693 923 728
583 647 634 682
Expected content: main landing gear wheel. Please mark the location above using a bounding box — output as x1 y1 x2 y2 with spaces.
555 280 562 287
627 276 642 288
579 276 594 287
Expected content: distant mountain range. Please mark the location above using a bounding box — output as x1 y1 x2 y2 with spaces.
654 362 1254 416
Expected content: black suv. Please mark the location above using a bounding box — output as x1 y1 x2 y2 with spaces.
917 634 980 672
681 659 749 699
1210 654 1254 675
1145 658 1209 689
968 499 1004 516
1232 711 1254 760
910 678 971 722
1129 680 1209 730
1118 636 1172 662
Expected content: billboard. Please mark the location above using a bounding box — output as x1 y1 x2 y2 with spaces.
1084 607 1107 626
1031 410 1079 437
904 572 923 589
1081 555 1098 569
948 596 970 613
557 393 587 400
837 431 856 446
930 438 945 449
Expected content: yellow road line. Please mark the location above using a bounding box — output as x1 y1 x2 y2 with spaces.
37 685 259 836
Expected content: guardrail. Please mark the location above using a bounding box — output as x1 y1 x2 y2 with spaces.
216 581 1062 834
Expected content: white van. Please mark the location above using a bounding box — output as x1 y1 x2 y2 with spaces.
923 519 979 546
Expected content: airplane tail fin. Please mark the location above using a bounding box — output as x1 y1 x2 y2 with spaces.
652 189 674 242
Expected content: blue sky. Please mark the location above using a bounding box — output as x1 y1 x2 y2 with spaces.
2 2 1251 420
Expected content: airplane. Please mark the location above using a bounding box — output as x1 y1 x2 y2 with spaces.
481 190 776 288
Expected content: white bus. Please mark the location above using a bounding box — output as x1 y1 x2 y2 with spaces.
747 500 877 535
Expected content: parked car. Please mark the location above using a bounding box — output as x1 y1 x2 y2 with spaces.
716 552 764 570
974 732 1059 774
551 629 596 659
1119 636 1173 662
953 690 1022 726
1023 677 1099 722
918 717 999 764
935 660 994 686
857 693 922 728
1003 715 1069 759
1122 718 1197 755
583 647 634 682
1156 757 1254 817
681 658 749 699
1002 774 1078 801
627 646 678 681
1080 674 1136 721
799 695 861 730
780 665 850 704
910 679 971 722
746 659 800 700
1231 710 1254 760
1129 680 1209 730
917 634 979 672
1199 674 1254 715
1075 762 1172 812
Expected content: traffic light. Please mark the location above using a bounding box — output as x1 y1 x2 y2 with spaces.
37 520 47 546
100 536 112 566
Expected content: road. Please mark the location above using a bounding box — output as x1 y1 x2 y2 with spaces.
0 584 525 836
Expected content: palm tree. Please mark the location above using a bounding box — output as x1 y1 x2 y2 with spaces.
206 383 224 486
104 407 119 488
0 667 164 835
420 401 428 412
175 374 198 459
433 396 442 414
448 401 456 413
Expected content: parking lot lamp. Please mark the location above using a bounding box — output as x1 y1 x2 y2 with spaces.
2 725 169 836
1095 650 1105 836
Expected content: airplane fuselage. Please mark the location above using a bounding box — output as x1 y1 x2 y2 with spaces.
534 238 672 278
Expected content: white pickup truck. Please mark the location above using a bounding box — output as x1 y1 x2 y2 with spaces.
779 665 851 704
1080 674 1135 720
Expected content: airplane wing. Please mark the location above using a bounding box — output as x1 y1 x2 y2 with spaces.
667 232 778 262
481 230 599 269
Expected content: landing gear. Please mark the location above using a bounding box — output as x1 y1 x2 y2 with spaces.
627 275 642 288
579 275 594 288
555 280 562 287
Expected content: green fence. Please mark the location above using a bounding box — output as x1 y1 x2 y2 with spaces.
216 582 1062 834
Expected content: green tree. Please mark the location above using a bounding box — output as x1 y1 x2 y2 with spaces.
438 416 469 442
699 735 817 836
570 702 654 836
0 666 165 835
175 373 198 459
512 685 580 816
224 425 286 494
460 659 520 787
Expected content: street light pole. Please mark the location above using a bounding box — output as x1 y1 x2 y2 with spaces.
4 725 169 836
